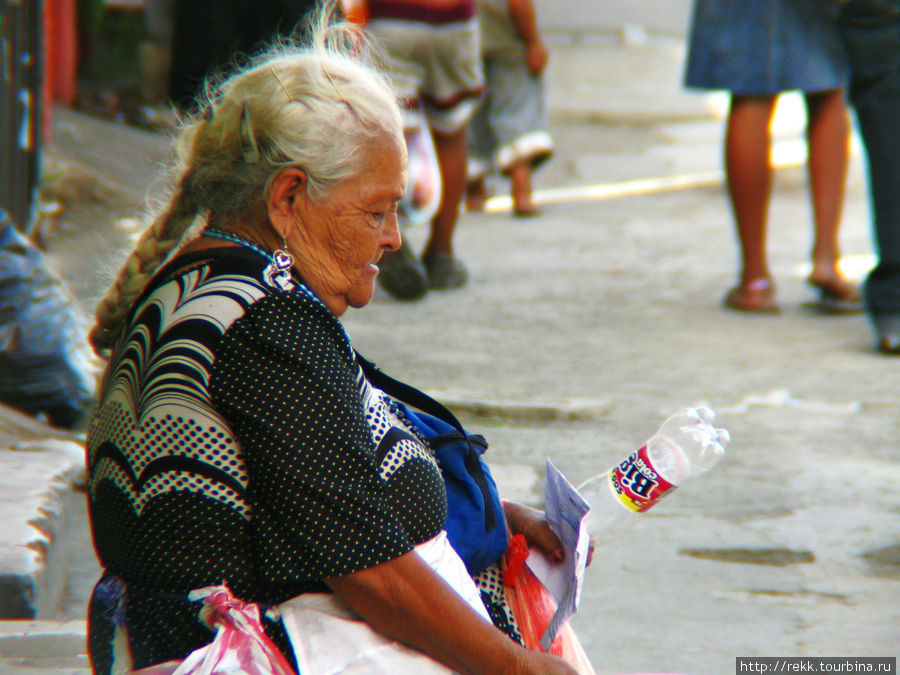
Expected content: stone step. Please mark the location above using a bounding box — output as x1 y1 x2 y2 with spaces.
0 404 86 620
0 619 89 673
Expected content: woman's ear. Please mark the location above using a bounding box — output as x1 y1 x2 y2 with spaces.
268 167 308 231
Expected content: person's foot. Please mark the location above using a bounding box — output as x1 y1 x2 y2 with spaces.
513 206 541 218
723 278 780 314
878 334 900 355
377 238 428 301
512 194 538 217
423 250 468 289
806 275 863 314
873 314 900 355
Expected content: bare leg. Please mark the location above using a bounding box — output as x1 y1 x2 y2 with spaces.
509 161 537 216
721 94 781 311
805 88 854 296
424 128 468 257
465 175 488 212
726 94 778 287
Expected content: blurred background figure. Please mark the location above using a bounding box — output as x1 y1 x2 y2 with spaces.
836 0 900 353
365 0 485 300
141 0 174 104
0 210 96 428
168 0 319 109
465 0 554 217
685 0 858 314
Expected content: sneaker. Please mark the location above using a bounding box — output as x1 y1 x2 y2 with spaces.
878 334 900 355
874 313 900 355
377 238 428 300
423 251 468 289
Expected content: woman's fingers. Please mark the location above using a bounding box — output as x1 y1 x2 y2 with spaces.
504 502 565 562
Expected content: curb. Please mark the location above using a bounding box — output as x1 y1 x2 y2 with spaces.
431 392 610 423
0 619 89 673
0 405 86 620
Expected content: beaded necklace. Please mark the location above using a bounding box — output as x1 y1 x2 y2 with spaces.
204 227 271 262
205 226 302 294
204 226 304 295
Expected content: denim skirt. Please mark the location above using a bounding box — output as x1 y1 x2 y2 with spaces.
684 0 848 95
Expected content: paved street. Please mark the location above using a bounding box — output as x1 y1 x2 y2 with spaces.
1 1 898 672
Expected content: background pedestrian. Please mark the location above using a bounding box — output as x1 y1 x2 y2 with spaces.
367 0 485 298
685 0 858 314
465 0 554 217
836 0 900 353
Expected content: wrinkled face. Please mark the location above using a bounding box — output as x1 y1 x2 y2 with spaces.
290 133 407 316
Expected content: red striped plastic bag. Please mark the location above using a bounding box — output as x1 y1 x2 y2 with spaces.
503 535 596 675
134 585 295 675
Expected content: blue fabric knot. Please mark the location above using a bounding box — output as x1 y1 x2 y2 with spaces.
95 574 127 625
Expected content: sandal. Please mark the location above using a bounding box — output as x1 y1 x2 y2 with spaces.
723 278 780 314
513 207 542 219
805 277 863 314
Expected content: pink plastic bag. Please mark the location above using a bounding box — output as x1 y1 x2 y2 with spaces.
400 107 442 225
503 535 596 675
134 585 295 675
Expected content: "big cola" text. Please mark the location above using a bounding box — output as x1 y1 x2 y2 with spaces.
616 450 659 498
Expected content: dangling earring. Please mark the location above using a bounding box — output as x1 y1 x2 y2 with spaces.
263 234 296 292
273 234 294 271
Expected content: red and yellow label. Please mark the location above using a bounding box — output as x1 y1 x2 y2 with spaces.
608 445 677 512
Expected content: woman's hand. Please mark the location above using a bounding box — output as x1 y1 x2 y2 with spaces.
525 40 549 75
503 501 565 563
504 501 595 567
518 649 582 674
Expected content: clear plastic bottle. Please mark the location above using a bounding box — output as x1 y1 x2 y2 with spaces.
577 407 729 541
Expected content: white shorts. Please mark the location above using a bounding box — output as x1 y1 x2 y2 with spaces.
367 18 485 134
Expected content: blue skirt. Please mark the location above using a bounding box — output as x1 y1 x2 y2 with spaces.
684 0 848 95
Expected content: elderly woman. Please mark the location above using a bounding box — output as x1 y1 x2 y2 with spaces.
84 8 577 674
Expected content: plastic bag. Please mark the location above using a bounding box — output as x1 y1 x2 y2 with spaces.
503 535 597 675
278 592 453 674
399 105 442 226
134 585 296 675
0 210 95 427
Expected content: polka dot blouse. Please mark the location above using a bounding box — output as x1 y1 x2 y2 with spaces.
85 248 448 670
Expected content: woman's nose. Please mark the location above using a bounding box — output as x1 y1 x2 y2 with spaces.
383 213 402 252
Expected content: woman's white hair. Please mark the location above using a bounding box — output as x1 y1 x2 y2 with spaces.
89 2 403 353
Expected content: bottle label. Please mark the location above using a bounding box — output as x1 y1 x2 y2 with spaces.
607 445 677 512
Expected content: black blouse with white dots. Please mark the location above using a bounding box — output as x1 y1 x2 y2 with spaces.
86 248 447 670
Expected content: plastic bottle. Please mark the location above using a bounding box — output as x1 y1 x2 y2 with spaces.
577 407 729 540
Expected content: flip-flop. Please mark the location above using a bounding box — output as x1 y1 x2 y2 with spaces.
804 280 863 314
723 279 781 314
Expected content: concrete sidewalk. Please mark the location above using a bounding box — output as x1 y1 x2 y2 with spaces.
2 19 898 675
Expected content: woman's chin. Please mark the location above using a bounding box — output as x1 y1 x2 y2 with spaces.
348 276 378 308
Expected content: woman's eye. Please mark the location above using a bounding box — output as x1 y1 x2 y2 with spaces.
368 204 398 226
